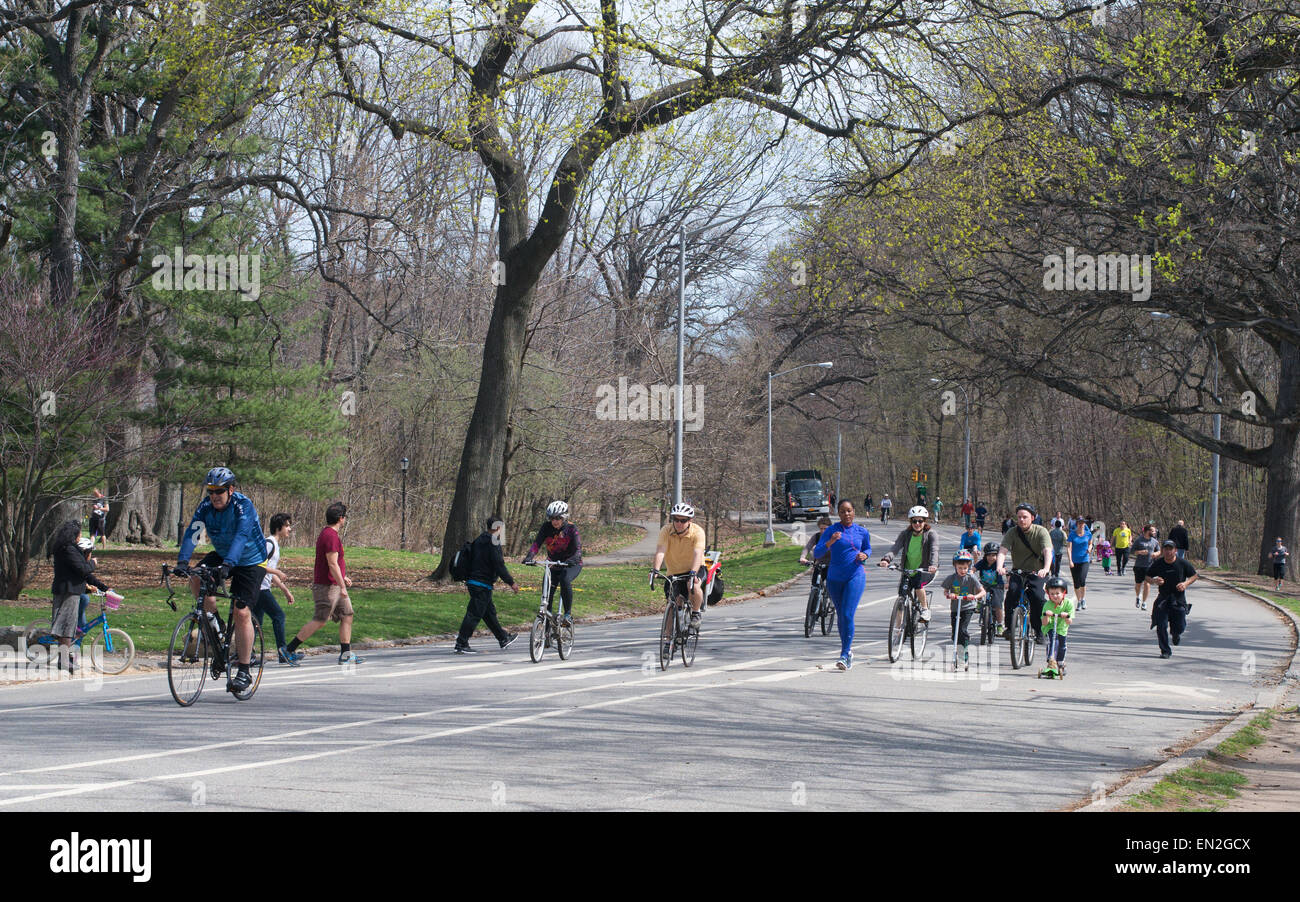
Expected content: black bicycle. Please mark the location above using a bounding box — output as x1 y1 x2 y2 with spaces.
651 569 699 670
161 564 265 706
977 579 1000 646
526 559 573 662
1004 568 1037 670
886 566 931 662
803 562 835 638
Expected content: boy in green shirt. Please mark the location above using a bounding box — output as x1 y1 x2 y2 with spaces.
1039 576 1075 678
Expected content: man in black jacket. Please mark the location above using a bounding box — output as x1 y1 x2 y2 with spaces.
1145 540 1199 658
1168 520 1191 561
453 518 520 654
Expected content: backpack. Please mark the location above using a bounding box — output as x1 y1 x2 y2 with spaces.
449 539 475 582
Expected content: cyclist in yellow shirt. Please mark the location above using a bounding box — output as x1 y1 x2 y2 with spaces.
652 503 707 625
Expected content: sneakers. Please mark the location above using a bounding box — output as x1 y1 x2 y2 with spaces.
1078 600 1087 611
1160 651 1172 659
1135 596 1141 608
229 669 251 692
1141 601 1147 611
919 608 932 622
1172 632 1181 646
453 645 480 655
835 654 853 671
963 649 970 671
561 613 573 626
278 646 301 666
499 633 519 650
338 651 365 665
995 625 1005 637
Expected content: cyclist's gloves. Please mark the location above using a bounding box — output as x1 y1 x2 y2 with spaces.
219 562 233 581
522 556 534 565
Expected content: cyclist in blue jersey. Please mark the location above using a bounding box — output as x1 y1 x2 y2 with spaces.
177 467 268 692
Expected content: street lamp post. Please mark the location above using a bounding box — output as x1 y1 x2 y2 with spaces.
176 433 188 547
767 361 834 546
400 456 410 551
931 378 970 507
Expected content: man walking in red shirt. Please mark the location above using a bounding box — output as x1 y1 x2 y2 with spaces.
283 502 365 665
960 498 975 529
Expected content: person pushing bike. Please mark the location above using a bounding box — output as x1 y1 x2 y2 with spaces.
177 467 267 693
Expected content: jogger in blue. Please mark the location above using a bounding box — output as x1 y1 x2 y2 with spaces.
813 500 872 670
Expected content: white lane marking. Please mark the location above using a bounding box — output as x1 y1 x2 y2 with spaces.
553 669 627 681
454 656 626 679
0 784 110 791
748 669 816 683
0 657 811 806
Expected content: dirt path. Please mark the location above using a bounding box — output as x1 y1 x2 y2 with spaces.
1218 706 1300 810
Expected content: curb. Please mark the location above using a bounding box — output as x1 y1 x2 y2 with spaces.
1080 575 1300 811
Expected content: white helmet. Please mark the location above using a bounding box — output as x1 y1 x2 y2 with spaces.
908 506 929 520
670 502 695 519
546 500 569 519
76 537 95 552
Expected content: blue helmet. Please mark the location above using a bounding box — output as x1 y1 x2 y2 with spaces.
205 466 236 489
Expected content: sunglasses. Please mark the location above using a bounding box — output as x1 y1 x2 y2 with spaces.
671 517 690 524
207 487 229 496
910 518 925 523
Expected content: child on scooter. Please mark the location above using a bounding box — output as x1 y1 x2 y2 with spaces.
1040 576 1075 678
1097 538 1114 575
942 550 986 671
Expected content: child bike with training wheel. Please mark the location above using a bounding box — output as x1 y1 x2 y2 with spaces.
1039 576 1075 679
942 550 986 672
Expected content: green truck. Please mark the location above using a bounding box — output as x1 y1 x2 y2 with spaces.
774 469 830 522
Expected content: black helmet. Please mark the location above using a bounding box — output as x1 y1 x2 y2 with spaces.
1015 502 1036 516
1045 576 1069 592
982 541 999 555
205 466 235 489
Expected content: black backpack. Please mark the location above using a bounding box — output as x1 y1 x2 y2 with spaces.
450 539 475 582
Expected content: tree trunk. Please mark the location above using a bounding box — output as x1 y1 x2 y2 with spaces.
105 365 157 546
1258 340 1300 575
152 481 181 545
432 278 535 579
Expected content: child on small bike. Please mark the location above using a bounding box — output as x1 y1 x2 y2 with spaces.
942 550 986 670
975 541 1005 637
1040 576 1075 678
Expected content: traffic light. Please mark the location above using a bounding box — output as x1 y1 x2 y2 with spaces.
910 467 919 483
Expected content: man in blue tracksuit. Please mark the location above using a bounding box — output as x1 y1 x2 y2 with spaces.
177 466 268 692
813 500 872 670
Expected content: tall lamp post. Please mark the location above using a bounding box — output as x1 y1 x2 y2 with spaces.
931 378 970 508
766 361 834 546
176 432 189 547
400 456 410 551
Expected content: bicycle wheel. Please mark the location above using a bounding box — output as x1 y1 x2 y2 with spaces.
557 617 573 660
22 619 51 663
1009 608 1025 669
529 614 547 662
167 613 209 707
89 628 134 674
820 593 835 636
659 603 675 671
229 621 264 701
887 600 906 662
911 610 928 660
1021 618 1036 668
804 584 820 638
681 613 698 667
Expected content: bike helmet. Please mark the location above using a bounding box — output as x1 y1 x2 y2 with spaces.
1014 502 1036 516
1045 576 1069 592
205 466 236 489
76 537 95 552
907 506 929 520
546 500 569 519
953 550 974 564
670 502 695 519
982 541 1000 555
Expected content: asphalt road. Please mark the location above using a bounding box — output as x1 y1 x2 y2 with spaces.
0 523 1290 811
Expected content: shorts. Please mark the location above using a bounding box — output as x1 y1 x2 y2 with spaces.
312 582 354 622
198 550 262 609
1274 564 1286 579
1070 562 1089 587
1133 566 1149 586
51 594 80 638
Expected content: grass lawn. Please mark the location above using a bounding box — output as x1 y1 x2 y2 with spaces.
2 531 807 655
1123 710 1275 811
